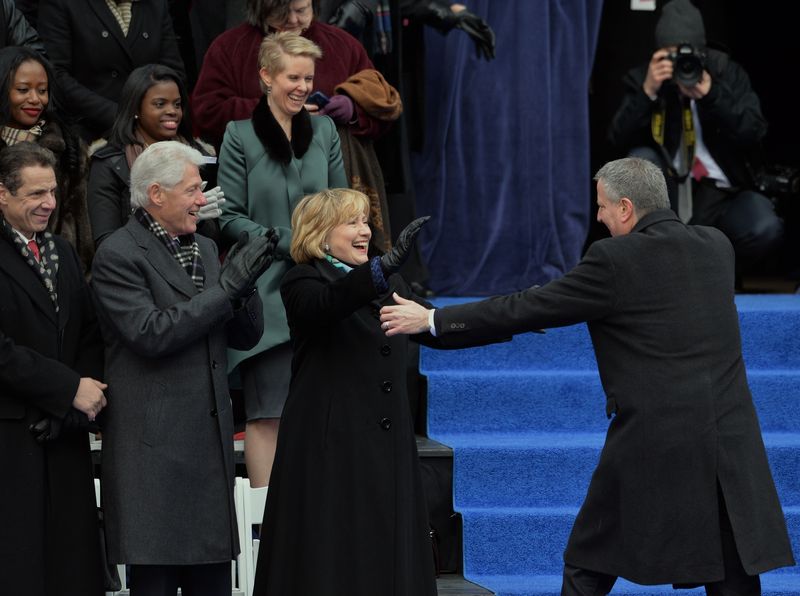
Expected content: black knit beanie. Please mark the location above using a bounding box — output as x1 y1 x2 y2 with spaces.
654 0 706 48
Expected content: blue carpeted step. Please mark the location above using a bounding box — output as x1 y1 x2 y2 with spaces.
427 371 607 434
427 370 800 435
434 432 800 509
458 506 800 578
467 572 800 595
423 295 800 592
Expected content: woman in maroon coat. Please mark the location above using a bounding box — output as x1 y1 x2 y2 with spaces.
191 0 388 148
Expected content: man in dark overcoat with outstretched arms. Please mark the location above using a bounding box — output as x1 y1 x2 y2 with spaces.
380 157 795 594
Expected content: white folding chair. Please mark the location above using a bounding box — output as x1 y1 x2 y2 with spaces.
233 477 268 596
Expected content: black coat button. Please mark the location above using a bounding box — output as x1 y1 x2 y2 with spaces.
212 360 218 369
380 344 391 356
210 409 218 417
380 417 391 430
143 32 150 39
111 70 118 78
381 381 392 393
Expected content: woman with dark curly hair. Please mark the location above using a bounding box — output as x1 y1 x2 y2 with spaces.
0 45 93 271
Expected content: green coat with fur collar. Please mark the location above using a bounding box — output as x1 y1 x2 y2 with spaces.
217 98 347 371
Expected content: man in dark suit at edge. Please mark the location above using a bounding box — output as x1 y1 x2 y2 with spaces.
379 157 794 594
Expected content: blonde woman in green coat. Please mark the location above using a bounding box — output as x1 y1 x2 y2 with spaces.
217 31 347 488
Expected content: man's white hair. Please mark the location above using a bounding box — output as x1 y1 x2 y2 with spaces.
130 141 204 209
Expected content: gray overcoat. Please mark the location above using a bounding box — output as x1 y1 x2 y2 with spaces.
91 218 263 565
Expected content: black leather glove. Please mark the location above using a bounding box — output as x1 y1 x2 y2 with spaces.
329 0 373 39
454 9 496 60
29 409 99 443
380 216 430 274
416 3 495 61
219 230 279 302
29 417 61 443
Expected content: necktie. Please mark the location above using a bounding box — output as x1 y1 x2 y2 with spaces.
27 239 40 261
691 156 709 182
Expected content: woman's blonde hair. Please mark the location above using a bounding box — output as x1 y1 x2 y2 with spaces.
290 188 370 264
258 31 322 93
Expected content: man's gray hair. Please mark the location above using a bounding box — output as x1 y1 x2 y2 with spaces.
593 157 670 215
130 141 205 209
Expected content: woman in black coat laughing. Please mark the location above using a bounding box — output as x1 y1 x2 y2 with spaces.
253 188 441 596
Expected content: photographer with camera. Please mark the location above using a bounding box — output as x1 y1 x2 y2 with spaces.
608 0 782 277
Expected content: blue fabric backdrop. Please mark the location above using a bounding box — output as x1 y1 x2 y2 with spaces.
411 0 604 296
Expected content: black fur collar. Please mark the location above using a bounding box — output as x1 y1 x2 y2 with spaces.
251 96 312 165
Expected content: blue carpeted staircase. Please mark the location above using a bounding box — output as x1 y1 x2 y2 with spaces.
422 295 800 595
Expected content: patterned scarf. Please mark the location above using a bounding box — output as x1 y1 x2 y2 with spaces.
124 131 190 170
1 120 45 146
0 217 59 311
104 0 137 36
325 254 352 272
134 208 205 291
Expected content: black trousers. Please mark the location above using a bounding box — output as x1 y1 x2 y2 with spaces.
129 561 231 596
561 487 761 596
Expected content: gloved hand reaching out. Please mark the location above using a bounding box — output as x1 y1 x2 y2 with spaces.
219 229 279 303
319 94 355 125
380 216 430 275
197 181 226 221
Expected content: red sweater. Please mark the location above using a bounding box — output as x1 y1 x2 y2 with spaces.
191 21 388 146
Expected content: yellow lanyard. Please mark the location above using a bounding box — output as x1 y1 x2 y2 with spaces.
651 98 695 181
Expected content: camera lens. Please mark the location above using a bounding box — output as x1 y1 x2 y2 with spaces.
672 44 704 86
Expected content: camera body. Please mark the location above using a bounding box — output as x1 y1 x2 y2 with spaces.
755 165 800 197
668 43 706 87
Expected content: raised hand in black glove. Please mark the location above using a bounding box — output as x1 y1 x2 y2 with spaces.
454 9 496 60
380 216 430 274
329 0 373 39
219 229 279 303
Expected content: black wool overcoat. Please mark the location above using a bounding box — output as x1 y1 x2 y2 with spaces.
434 209 795 585
253 259 440 596
0 234 104 596
37 0 185 139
